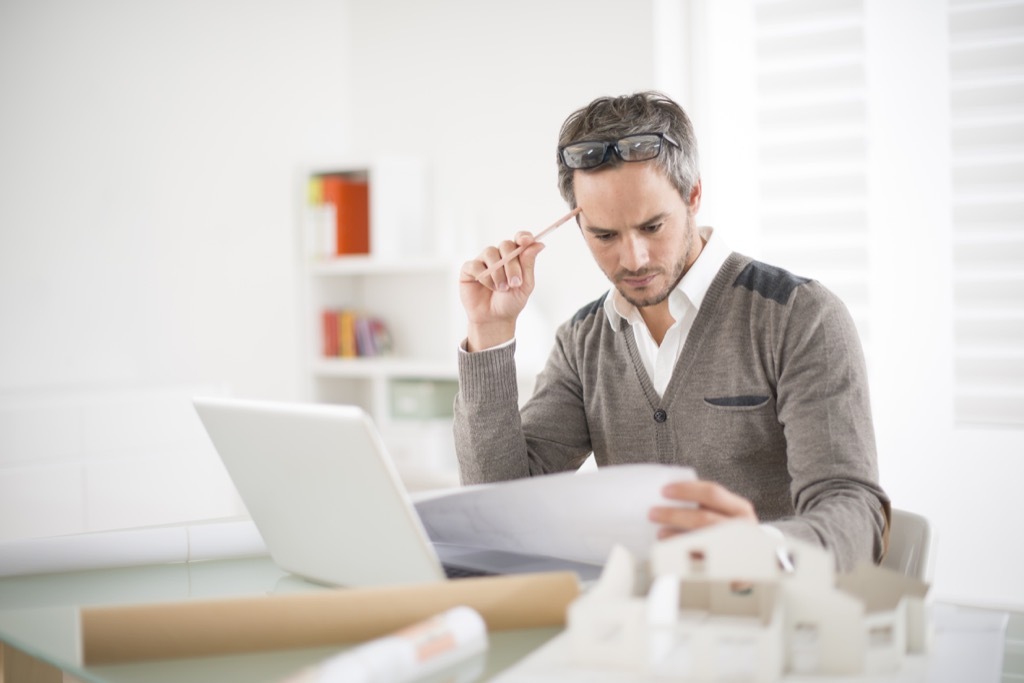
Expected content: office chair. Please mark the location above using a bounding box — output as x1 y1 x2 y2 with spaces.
881 508 934 582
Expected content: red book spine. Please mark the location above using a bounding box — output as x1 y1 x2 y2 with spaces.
322 310 339 357
319 175 370 256
339 178 369 255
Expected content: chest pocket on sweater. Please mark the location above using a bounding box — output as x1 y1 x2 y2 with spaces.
699 393 784 465
696 393 791 522
704 395 770 408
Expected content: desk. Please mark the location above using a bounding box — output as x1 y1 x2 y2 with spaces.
0 556 1011 683
0 556 559 683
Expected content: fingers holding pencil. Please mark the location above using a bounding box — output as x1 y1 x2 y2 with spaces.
460 207 581 290
459 207 580 350
473 208 581 284
463 233 539 293
458 235 544 350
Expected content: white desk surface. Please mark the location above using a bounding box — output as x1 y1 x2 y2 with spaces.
0 555 558 683
0 555 1010 683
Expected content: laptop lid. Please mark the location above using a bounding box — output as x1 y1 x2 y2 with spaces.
193 397 446 587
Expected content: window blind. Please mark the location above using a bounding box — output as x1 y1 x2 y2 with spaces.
753 0 872 346
950 0 1024 426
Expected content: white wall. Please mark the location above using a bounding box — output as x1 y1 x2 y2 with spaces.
0 0 356 397
0 0 356 538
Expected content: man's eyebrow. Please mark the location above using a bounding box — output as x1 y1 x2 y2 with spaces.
582 212 671 233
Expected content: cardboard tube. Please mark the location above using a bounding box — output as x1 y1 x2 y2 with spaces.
80 571 578 664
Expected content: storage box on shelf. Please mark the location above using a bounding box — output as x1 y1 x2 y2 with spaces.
297 158 462 489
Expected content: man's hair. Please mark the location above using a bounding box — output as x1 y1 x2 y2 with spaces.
556 91 700 208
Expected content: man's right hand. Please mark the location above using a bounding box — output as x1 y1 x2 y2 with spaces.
458 231 545 352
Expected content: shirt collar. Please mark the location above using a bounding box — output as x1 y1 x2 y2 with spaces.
603 226 730 331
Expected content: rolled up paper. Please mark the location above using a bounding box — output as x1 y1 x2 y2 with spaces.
280 606 487 683
80 571 579 664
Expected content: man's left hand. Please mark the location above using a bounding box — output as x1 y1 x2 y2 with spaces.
649 480 758 540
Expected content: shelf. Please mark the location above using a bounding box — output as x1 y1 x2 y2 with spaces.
298 158 461 475
311 357 457 381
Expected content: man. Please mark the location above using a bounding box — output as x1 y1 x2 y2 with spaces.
455 91 889 571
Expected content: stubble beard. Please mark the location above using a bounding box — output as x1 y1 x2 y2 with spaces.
615 259 687 309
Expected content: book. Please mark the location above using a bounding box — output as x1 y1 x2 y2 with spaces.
370 318 392 355
354 316 375 357
320 174 370 256
322 310 339 357
321 309 391 358
306 177 336 258
338 310 357 358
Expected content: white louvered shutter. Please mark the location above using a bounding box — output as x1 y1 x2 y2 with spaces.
950 0 1024 427
753 0 873 348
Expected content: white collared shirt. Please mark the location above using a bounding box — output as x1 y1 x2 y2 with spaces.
602 226 730 397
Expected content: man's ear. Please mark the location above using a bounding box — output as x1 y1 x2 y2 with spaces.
688 179 702 214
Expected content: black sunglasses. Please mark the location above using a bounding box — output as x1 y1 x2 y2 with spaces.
558 132 680 170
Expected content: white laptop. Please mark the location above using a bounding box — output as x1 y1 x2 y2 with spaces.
193 397 602 587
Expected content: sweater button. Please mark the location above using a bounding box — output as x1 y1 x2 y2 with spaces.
653 409 667 423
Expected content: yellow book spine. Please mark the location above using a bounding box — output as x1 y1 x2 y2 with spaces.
339 311 357 358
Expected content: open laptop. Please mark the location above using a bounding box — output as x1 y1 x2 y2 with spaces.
193 397 602 587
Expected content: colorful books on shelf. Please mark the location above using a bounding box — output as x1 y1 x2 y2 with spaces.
307 173 370 257
322 310 393 358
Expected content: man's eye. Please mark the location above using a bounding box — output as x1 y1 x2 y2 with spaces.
643 223 662 233
593 233 614 242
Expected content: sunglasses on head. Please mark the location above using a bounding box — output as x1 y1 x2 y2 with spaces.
558 132 680 170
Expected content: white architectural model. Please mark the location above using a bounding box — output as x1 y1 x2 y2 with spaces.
566 521 930 681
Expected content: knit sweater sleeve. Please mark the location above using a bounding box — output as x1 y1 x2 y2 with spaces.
453 326 593 484
768 281 890 570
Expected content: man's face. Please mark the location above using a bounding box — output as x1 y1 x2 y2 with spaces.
573 162 701 309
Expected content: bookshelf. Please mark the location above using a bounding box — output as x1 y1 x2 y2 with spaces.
297 159 462 488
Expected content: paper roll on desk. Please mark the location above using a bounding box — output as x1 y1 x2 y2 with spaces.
281 606 488 683
80 571 579 664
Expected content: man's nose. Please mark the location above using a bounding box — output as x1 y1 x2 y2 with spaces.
620 233 650 271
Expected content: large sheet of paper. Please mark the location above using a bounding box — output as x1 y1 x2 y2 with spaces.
415 464 696 566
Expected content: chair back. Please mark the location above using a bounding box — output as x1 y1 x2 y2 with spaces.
881 508 934 582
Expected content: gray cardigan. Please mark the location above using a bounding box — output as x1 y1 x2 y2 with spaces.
454 252 890 571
